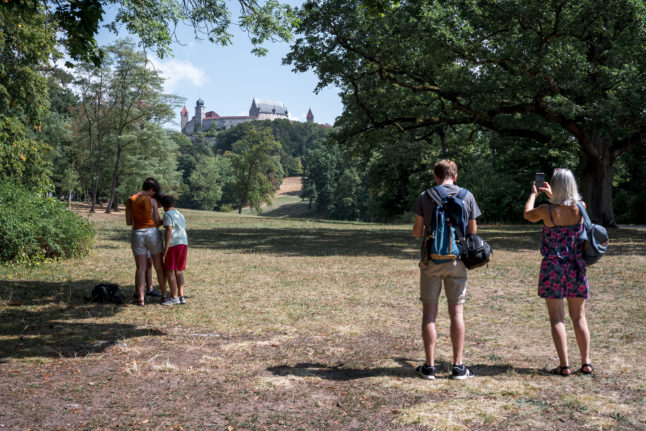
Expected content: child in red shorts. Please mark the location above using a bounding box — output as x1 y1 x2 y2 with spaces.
160 195 188 306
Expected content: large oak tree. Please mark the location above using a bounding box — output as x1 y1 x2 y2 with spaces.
286 0 646 226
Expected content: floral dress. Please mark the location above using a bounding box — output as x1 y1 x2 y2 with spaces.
538 205 589 299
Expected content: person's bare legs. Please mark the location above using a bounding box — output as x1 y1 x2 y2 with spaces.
145 256 153 292
546 298 570 374
422 302 439 366
567 297 591 371
151 253 166 299
176 271 185 298
448 303 465 365
166 270 178 298
134 254 148 303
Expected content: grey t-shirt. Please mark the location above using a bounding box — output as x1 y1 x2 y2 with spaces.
411 184 481 234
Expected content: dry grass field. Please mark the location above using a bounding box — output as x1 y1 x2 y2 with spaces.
0 207 644 430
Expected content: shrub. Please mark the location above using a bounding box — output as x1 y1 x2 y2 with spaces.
0 183 95 262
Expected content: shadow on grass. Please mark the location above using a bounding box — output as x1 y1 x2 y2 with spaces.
107 223 646 258
268 358 422 380
109 226 420 258
261 201 318 218
188 227 420 258
268 359 544 381
0 280 164 360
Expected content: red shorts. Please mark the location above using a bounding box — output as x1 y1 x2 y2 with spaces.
164 244 187 271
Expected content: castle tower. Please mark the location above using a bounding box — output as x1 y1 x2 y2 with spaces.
180 105 189 131
194 99 205 134
306 108 314 123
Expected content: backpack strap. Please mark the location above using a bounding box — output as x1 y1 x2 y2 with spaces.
575 202 592 230
547 204 557 227
427 186 445 206
451 188 468 243
424 187 444 239
456 188 468 201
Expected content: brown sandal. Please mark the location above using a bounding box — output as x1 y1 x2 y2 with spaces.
550 365 570 376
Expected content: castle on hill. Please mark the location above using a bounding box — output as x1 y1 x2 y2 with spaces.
181 98 315 136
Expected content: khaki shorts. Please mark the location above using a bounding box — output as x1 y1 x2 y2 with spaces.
131 227 163 256
419 260 467 304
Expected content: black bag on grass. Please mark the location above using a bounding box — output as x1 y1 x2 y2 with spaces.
85 283 124 304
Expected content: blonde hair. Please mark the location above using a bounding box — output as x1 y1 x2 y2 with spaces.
549 168 581 206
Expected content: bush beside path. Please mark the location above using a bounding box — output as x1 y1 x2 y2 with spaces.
0 210 644 430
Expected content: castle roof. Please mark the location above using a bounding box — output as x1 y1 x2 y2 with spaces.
306 108 314 119
218 116 258 120
204 111 219 119
181 106 188 116
251 98 288 115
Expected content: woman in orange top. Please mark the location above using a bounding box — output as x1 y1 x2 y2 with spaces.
126 178 166 306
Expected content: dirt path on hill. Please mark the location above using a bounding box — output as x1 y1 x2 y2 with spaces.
275 176 303 196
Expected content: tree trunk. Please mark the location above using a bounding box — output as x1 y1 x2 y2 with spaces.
579 145 616 227
105 145 123 214
90 137 102 214
87 131 93 206
489 132 496 170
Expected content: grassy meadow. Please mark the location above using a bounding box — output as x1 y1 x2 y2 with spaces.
0 207 644 430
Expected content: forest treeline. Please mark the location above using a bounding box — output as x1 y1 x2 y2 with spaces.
3 38 645 228
2 1 646 263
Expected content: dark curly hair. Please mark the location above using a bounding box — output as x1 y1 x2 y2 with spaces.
159 194 176 209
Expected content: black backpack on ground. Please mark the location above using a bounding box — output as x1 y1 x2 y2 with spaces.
85 283 124 304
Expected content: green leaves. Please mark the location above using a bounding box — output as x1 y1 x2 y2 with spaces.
187 156 231 210
287 0 646 224
228 126 283 213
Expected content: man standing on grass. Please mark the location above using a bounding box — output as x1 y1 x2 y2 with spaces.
411 159 481 380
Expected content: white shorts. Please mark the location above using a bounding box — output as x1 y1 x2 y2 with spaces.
131 227 163 256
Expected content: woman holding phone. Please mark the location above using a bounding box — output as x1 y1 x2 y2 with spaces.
523 169 593 377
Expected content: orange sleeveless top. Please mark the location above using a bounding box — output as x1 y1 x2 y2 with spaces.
130 194 156 229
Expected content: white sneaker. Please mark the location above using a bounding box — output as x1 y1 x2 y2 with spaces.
452 364 475 380
162 297 180 306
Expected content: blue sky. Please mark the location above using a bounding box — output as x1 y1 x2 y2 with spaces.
95 6 343 131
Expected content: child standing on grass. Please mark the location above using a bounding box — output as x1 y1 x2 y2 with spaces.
160 195 188 306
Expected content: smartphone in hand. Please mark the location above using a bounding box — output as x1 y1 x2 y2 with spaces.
535 172 545 186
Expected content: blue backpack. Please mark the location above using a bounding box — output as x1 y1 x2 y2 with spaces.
423 186 469 264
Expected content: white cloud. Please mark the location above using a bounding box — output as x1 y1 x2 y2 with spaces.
148 57 209 94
